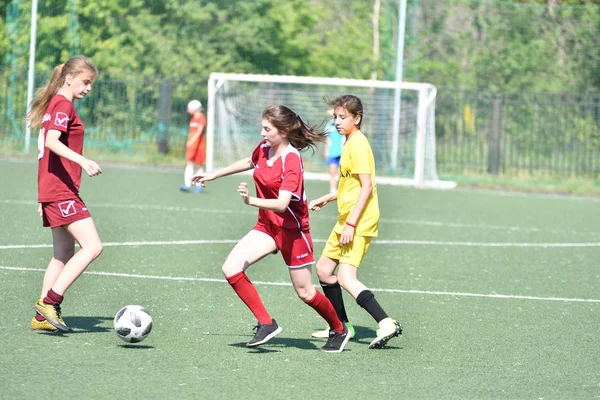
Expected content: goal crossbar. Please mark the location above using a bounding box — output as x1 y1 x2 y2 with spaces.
206 72 456 189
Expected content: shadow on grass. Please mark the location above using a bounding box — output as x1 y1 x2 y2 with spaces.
67 316 113 333
312 324 404 351
229 336 321 352
223 325 402 352
34 316 112 335
117 344 154 349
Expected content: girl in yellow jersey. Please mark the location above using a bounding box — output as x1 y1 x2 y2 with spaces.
309 95 402 349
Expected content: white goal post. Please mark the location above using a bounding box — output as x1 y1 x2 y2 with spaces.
206 73 456 189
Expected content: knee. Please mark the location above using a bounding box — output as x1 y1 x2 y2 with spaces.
222 262 243 278
315 263 333 281
295 285 315 303
337 274 346 289
337 273 353 291
54 248 75 263
90 243 103 259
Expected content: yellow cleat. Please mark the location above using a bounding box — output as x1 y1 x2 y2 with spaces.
34 300 70 332
31 316 58 332
369 318 402 349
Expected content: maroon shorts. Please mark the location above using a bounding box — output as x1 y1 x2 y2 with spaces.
253 221 315 268
41 196 91 228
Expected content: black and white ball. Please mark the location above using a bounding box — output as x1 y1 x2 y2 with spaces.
113 305 153 343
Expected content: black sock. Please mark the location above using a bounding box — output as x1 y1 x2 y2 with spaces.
356 290 388 323
320 281 349 323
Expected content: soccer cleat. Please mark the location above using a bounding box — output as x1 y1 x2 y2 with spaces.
247 319 282 347
368 318 402 349
320 325 351 353
34 300 70 332
193 185 202 193
312 322 355 340
31 316 58 332
179 184 191 192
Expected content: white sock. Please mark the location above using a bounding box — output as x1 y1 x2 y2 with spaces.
184 165 194 187
195 166 205 174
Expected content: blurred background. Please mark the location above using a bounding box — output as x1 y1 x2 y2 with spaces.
0 0 598 192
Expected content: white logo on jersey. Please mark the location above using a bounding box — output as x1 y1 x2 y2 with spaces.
58 200 77 217
37 128 45 160
42 113 51 123
54 112 70 128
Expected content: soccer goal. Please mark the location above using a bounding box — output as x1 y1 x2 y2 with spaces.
206 73 456 189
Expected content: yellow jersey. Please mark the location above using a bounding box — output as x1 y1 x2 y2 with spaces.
335 130 379 237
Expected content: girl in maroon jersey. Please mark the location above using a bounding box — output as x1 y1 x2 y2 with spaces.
192 105 351 352
26 56 103 332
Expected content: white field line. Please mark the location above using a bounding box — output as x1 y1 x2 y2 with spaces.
2 199 598 235
2 239 600 250
1 265 598 304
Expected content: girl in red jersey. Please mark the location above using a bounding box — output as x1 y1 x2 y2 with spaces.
26 56 104 332
192 105 351 352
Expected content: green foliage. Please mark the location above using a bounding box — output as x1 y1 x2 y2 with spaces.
407 0 600 93
1 0 598 181
1 0 598 93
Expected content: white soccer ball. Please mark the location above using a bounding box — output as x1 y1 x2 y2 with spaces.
113 305 153 343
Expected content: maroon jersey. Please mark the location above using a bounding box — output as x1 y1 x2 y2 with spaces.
37 94 85 202
251 140 310 232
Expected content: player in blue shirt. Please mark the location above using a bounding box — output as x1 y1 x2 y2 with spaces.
324 108 345 193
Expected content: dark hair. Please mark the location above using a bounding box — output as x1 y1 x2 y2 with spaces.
326 94 364 128
27 55 98 127
262 105 326 152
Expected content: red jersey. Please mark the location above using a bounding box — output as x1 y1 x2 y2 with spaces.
37 94 85 202
188 113 206 147
251 141 309 232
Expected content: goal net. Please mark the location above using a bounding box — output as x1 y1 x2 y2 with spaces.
206 73 455 189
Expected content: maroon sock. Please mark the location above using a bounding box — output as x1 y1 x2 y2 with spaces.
226 272 272 325
306 290 344 334
35 313 46 322
43 288 64 305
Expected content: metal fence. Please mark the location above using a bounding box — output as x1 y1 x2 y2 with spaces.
436 91 600 178
1 70 598 178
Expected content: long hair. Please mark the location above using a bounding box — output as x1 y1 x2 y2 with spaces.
326 94 364 129
262 105 326 152
26 56 98 128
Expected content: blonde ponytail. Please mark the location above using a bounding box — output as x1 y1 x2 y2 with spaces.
26 64 65 128
26 56 97 128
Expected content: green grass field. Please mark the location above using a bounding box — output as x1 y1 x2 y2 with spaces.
0 157 599 399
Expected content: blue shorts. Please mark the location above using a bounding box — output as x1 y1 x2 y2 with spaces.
326 156 341 167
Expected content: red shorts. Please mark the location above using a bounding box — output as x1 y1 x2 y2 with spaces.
253 221 315 268
41 196 91 228
186 138 206 165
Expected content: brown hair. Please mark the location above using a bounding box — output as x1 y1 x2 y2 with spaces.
262 105 326 152
326 94 364 128
27 55 98 127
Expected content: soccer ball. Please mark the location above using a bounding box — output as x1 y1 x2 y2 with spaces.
113 305 153 343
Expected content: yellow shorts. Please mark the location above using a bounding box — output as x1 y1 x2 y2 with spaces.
322 229 372 268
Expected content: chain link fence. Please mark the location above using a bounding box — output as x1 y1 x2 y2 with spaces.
1 0 598 178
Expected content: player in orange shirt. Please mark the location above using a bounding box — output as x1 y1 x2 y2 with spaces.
180 99 206 193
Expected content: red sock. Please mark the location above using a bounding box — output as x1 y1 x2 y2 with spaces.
306 290 344 334
35 313 46 322
226 272 272 325
43 289 64 305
